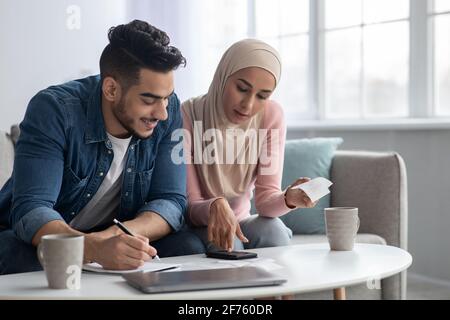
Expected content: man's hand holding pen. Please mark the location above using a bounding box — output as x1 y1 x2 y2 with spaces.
83 219 158 270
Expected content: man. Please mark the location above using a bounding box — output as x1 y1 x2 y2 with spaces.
0 20 205 275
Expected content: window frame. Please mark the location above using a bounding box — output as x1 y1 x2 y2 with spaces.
319 0 413 121
247 0 449 126
429 0 450 116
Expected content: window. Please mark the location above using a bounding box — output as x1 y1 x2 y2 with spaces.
253 0 310 119
432 0 450 116
324 0 410 119
435 0 450 12
163 0 450 124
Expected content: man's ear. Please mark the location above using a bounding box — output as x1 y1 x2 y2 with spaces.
102 76 120 102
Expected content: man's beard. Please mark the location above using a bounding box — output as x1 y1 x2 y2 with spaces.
112 98 151 140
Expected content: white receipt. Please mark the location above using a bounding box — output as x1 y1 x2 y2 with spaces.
291 177 333 202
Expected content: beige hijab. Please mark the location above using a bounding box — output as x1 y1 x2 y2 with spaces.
183 39 282 199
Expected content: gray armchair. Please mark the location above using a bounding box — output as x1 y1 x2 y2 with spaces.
290 150 408 300
0 126 17 187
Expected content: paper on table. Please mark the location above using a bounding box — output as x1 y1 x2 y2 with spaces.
83 261 180 274
164 258 283 272
291 177 333 202
215 258 284 272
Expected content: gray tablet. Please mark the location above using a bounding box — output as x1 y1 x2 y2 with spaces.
122 266 286 293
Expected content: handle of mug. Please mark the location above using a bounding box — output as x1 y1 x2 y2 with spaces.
354 216 360 237
37 243 45 267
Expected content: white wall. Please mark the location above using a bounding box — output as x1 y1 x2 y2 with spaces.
287 128 450 283
0 0 128 131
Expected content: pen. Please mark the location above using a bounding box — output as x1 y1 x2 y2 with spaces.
113 218 160 261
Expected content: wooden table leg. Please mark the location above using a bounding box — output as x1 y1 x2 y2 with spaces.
333 287 346 300
281 294 294 300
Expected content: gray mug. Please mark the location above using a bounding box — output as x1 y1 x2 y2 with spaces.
37 234 84 289
325 207 360 251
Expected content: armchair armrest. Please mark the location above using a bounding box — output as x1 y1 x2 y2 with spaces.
330 150 408 300
0 129 15 187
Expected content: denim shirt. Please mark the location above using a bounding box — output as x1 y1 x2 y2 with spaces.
0 75 186 244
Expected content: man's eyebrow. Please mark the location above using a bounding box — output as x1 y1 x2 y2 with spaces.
140 90 174 99
237 78 272 93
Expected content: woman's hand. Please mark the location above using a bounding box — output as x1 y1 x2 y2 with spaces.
208 198 249 251
285 177 318 209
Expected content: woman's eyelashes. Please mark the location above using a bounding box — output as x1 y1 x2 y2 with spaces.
237 85 248 93
257 94 268 100
236 85 269 100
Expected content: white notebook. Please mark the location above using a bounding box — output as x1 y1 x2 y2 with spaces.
83 261 180 274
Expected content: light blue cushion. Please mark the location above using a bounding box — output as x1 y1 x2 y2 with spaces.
279 137 343 234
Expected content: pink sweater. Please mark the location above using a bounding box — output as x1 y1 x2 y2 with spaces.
183 100 294 227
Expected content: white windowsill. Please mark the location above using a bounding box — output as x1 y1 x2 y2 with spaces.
287 118 450 131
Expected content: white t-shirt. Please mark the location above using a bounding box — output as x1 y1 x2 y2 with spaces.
70 133 131 231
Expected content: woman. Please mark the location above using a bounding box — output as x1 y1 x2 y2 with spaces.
182 39 316 252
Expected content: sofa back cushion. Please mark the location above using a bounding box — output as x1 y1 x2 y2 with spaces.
279 137 343 234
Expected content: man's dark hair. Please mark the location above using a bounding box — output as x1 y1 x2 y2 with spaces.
99 20 186 89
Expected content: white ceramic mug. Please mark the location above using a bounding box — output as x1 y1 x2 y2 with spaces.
325 207 360 251
38 234 84 289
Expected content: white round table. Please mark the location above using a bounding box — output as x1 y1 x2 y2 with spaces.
0 243 412 300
